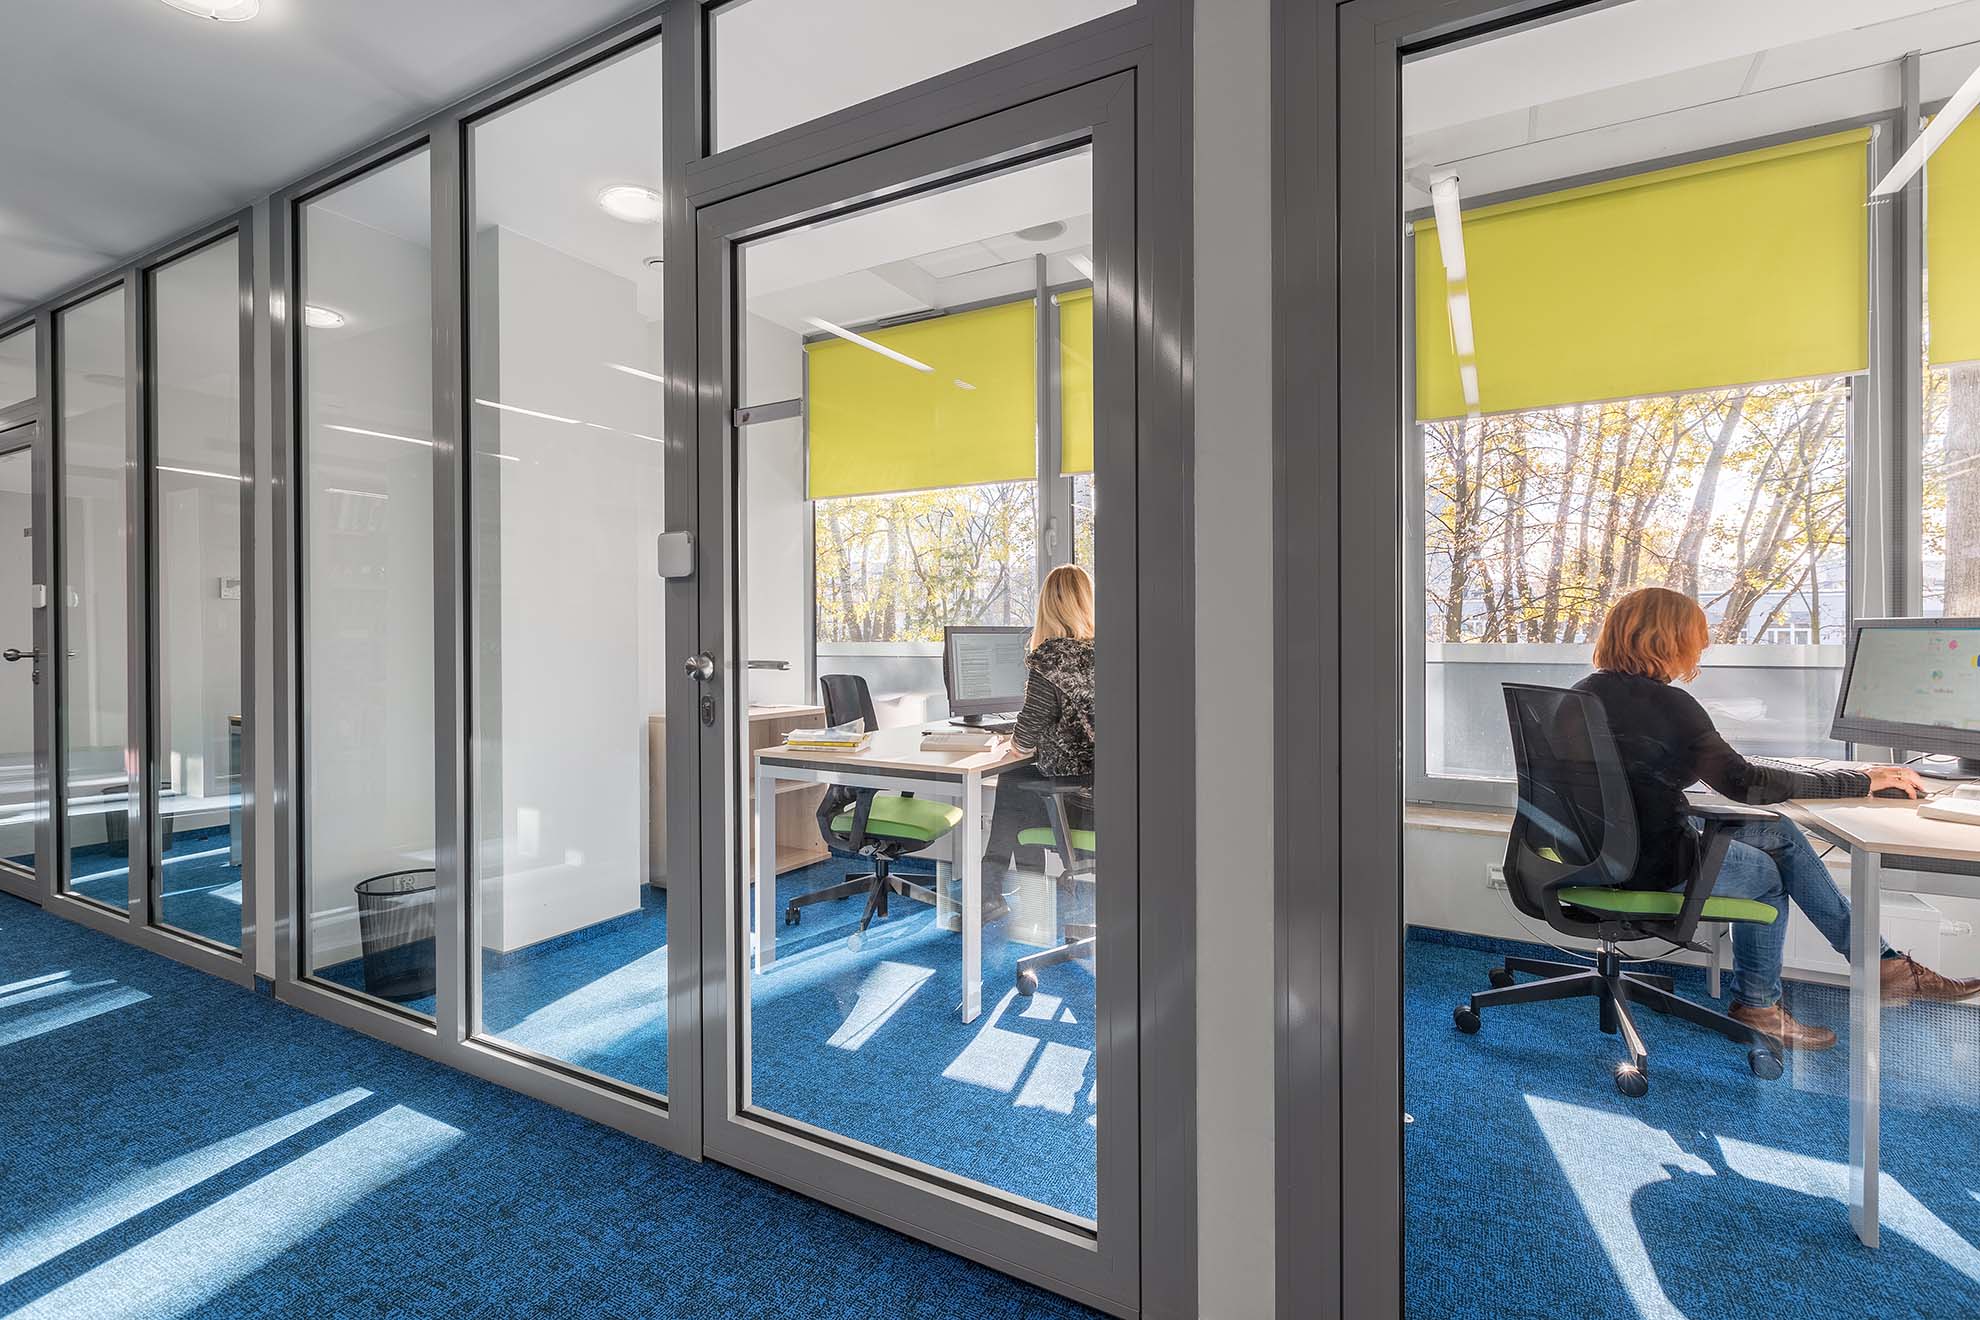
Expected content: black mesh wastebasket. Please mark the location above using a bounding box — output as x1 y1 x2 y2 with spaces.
353 869 436 1003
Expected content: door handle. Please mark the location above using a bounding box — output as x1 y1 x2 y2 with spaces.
684 652 716 682
2 648 39 663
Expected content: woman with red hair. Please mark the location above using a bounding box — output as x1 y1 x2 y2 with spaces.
1575 587 1977 1049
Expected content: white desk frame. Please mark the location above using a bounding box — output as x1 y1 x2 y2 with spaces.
752 731 1031 1024
1776 797 1980 1248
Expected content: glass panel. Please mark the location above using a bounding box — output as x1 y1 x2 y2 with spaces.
740 148 1098 1223
711 0 1133 152
299 151 436 1016
58 287 131 913
1072 473 1095 571
0 442 36 876
0 326 35 411
150 236 245 948
467 39 669 1093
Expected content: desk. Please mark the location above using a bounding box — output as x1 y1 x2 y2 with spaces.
1775 796 1980 1248
754 726 1030 1023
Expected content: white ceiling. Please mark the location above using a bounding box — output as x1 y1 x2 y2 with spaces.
0 0 655 323
1404 0 1980 205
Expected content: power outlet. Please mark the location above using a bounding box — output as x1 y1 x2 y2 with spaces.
1485 863 1508 892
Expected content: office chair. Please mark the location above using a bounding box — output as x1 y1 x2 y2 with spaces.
784 673 961 952
1454 684 1788 1097
1013 773 1095 996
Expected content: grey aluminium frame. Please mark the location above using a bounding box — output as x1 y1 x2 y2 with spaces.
19 209 260 989
686 78 1150 1315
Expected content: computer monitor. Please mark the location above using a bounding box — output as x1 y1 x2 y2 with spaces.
1830 617 1980 778
943 625 1030 723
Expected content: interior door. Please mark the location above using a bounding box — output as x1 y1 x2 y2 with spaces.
0 429 45 902
692 78 1140 1308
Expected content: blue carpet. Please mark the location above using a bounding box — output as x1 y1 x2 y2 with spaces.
1406 929 1980 1320
314 858 1098 1220
38 825 244 950
0 891 1099 1319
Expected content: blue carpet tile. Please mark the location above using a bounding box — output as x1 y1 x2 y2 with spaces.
0 891 1099 1320
314 857 1099 1220
1406 929 1980 1320
30 825 244 950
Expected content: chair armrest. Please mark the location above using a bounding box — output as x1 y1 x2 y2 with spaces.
1686 799 1778 824
1016 772 1094 797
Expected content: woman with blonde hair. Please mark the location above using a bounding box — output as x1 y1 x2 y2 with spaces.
981 565 1096 905
1575 586 1977 1048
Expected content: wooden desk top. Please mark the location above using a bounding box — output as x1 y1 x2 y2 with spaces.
756 724 1032 778
1780 797 1980 866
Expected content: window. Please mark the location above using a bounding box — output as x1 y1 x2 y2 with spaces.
1923 115 1980 618
1408 131 1869 794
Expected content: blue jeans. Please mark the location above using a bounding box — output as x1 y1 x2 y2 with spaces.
1692 816 1891 1009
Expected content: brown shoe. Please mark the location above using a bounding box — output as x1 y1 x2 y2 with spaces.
1880 953 1980 1004
1730 1001 1837 1051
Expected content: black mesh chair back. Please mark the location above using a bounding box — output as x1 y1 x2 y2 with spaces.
819 673 879 734
1500 684 1641 921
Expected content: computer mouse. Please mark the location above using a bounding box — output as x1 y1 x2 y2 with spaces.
1872 787 1918 799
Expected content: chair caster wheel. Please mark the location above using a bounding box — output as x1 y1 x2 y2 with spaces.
1748 1046 1784 1081
785 907 800 927
847 932 864 953
1488 967 1515 989
1017 970 1039 996
1453 1006 1481 1034
1614 1065 1649 1098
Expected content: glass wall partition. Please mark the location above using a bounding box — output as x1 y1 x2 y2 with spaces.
735 144 1102 1224
0 326 34 411
0 433 36 891
57 287 133 914
297 150 438 1017
465 38 671 1093
148 235 246 949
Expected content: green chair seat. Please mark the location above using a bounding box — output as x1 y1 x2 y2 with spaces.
830 795 962 843
1019 825 1098 853
1556 886 1778 925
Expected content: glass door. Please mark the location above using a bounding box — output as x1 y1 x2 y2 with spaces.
694 80 1138 1305
0 430 42 902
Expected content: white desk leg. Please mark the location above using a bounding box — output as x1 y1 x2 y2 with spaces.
756 764 778 971
1849 848 1881 1248
960 771 983 1023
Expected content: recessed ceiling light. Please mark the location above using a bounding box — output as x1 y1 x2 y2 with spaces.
304 305 346 330
643 255 665 269
1016 221 1066 241
598 185 665 224
158 0 260 20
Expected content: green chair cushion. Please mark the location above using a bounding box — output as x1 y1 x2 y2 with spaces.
1556 886 1778 925
1019 825 1098 853
830 795 963 844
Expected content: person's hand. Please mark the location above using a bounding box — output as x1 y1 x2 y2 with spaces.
1866 765 1927 799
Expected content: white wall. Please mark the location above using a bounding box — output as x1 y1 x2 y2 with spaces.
743 313 812 710
473 225 652 952
1194 0 1276 1313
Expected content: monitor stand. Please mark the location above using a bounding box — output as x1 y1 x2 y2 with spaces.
1915 753 1980 782
950 714 993 728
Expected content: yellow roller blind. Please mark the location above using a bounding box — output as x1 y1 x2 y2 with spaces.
805 299 1036 500
1414 129 1870 421
1928 117 1980 366
1058 288 1094 475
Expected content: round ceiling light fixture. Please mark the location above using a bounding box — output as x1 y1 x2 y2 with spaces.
597 185 665 224
1015 221 1067 242
643 255 666 269
303 305 347 330
157 0 262 20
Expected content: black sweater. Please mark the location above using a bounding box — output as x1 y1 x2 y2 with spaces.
1571 669 1870 889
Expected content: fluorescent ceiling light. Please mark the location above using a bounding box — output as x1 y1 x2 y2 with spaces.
325 424 431 448
1446 292 1476 359
157 464 241 482
1068 253 1095 281
583 422 665 445
1873 61 1980 198
605 362 666 384
158 0 259 20
805 318 932 373
1459 364 1481 409
953 379 977 391
597 185 665 223
324 487 388 501
1429 175 1467 282
476 398 580 425
303 305 345 330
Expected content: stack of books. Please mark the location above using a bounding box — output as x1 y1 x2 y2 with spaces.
920 728 1005 753
782 721 870 752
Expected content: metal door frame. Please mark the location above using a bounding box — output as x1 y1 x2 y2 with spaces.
686 77 1145 1313
0 412 45 905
